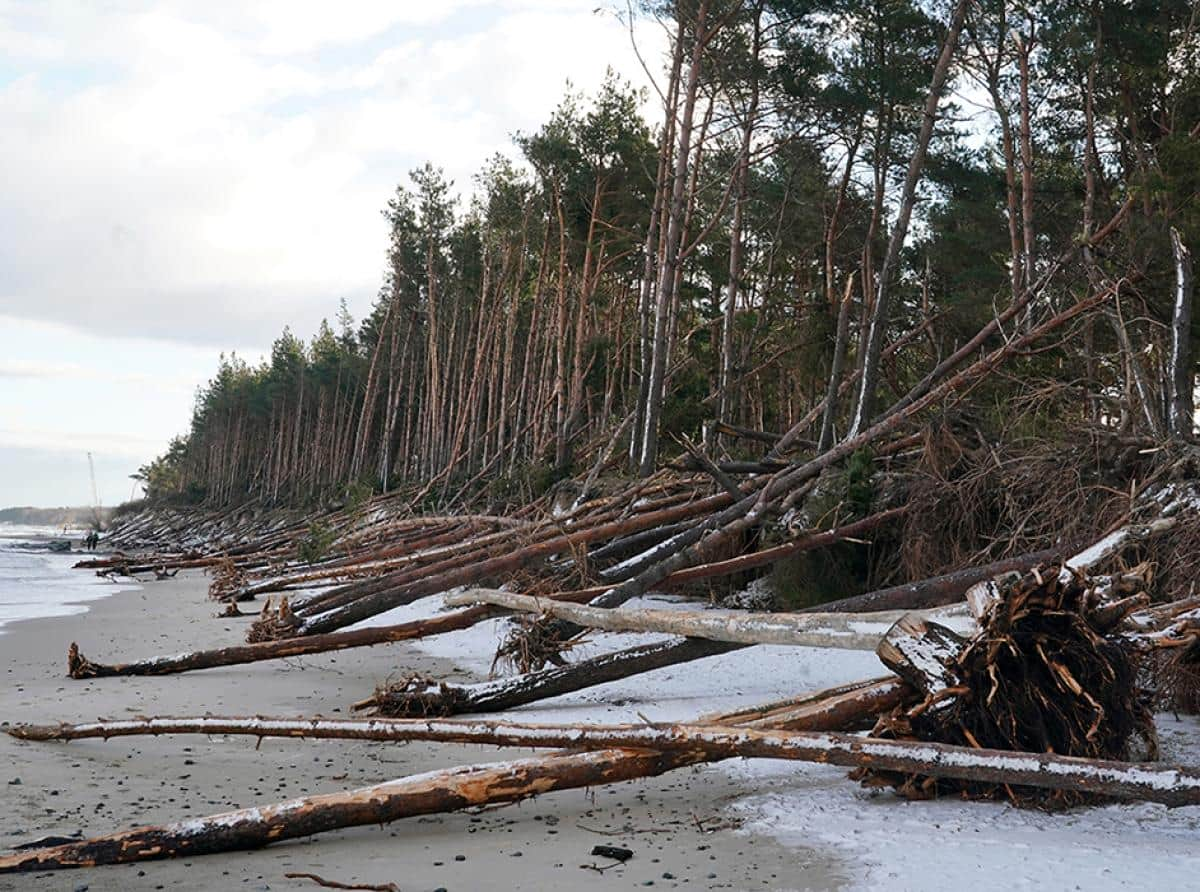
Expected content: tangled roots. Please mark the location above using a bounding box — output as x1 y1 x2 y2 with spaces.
208 557 247 601
861 565 1156 807
492 614 586 674
246 596 300 643
353 675 468 718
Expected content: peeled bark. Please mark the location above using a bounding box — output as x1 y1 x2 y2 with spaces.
1 672 901 873
6 721 1199 871
0 749 695 873
443 588 966 651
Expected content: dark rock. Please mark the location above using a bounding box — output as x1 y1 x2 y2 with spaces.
591 844 634 862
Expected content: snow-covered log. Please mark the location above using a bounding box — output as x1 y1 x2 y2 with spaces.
6 719 1200 872
443 587 968 651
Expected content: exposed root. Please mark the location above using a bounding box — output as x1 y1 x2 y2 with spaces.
208 556 247 601
492 614 588 674
352 675 469 717
66 643 100 680
246 596 301 643
859 564 1157 807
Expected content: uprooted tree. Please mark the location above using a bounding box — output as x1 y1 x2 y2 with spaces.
17 0 1200 877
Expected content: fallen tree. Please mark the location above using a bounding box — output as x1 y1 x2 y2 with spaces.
861 561 1161 806
0 672 903 873
60 508 912 678
5 718 1200 872
443 587 969 650
65 605 496 678
354 635 742 716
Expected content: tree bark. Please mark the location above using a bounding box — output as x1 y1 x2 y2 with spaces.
65 607 495 679
848 0 971 436
443 587 963 651
6 720 1200 871
640 0 712 476
355 636 741 717
1169 226 1194 438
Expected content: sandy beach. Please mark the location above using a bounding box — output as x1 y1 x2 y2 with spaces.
0 570 845 891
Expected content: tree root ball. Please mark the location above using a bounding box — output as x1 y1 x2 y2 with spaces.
354 675 469 718
860 565 1157 807
492 614 581 674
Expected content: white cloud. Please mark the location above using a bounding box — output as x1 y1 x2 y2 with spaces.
0 0 669 505
0 0 665 349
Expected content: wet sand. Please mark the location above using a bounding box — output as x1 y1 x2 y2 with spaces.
0 570 846 891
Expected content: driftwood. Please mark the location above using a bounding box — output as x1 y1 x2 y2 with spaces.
64 509 918 679
0 674 902 873
0 749 698 873
15 677 912 745
444 588 969 651
65 606 495 678
355 636 742 716
5 719 1200 872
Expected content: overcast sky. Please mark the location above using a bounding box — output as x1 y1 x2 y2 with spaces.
0 0 664 508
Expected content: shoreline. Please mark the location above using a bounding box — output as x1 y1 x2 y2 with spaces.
0 570 845 891
0 541 140 635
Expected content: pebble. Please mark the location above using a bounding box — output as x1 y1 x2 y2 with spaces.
6 778 20 785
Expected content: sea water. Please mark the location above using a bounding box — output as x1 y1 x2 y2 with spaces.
0 525 137 633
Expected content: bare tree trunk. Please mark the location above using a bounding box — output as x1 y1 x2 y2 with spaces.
718 3 762 433
848 0 971 436
1016 22 1037 308
632 43 682 469
64 607 494 678
7 720 1200 871
1170 226 1195 438
444 587 957 651
356 636 741 717
639 0 712 476
818 274 857 451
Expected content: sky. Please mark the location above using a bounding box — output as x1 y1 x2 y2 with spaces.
0 0 666 508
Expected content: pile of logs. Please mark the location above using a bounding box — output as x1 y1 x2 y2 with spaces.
12 247 1200 874
8 486 1200 874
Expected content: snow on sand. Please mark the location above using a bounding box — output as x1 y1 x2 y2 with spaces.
352 590 1200 890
